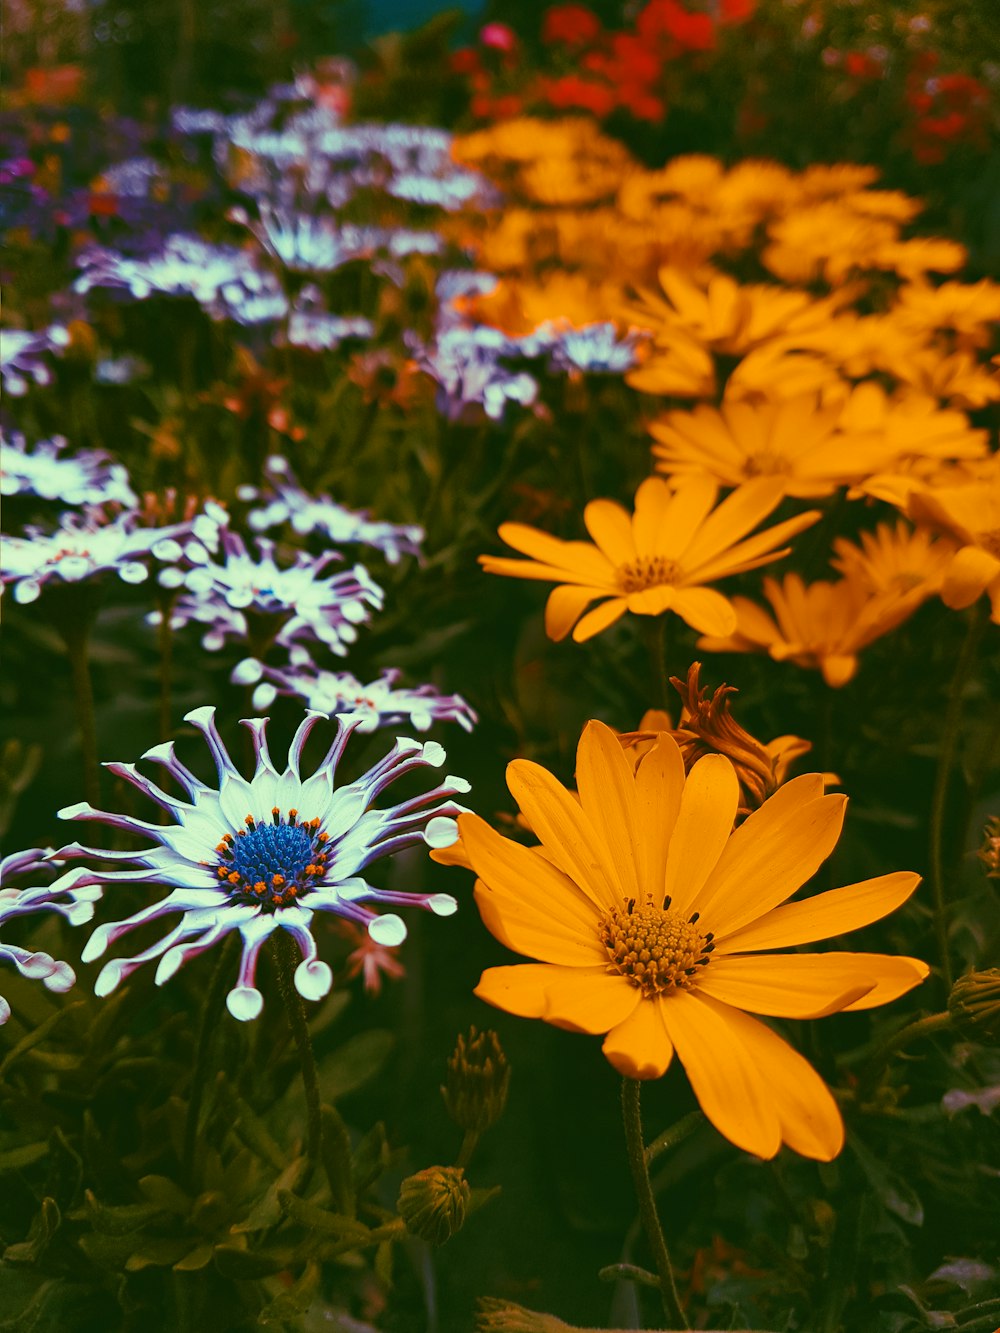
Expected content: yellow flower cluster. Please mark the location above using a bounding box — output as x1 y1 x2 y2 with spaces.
461 118 1000 654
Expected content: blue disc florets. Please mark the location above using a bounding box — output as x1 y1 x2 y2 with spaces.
214 809 329 908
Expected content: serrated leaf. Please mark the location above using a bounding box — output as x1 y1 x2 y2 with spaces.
320 1030 394 1101
351 1122 389 1194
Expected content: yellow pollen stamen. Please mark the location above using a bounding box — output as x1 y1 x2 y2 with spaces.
227 871 241 885
598 898 713 997
617 555 680 594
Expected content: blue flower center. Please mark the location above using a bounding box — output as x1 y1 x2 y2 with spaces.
214 809 329 909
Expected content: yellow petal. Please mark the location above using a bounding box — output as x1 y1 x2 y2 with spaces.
696 955 874 1017
670 587 738 636
497 523 614 582
659 990 782 1159
829 953 929 1010
707 1001 844 1160
584 498 638 563
633 735 686 903
654 476 720 559
680 478 785 567
507 760 619 910
691 778 846 936
576 720 641 904
662 754 740 919
545 584 602 640
715 871 921 953
602 994 674 1079
941 545 1000 610
632 476 676 553
572 597 629 641
474 963 640 1034
821 654 859 687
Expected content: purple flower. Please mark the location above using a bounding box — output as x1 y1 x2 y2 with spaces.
56 708 468 1020
158 530 384 661
237 456 422 563
232 659 477 733
74 234 257 304
0 848 101 1025
412 327 540 423
1 431 137 508
1 325 71 397
546 323 644 375
1 508 217 606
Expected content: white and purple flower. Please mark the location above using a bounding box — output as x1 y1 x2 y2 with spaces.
56 707 468 1020
159 530 384 660
1 325 71 397
1 432 137 509
232 659 477 733
1 508 217 606
238 456 423 564
0 848 101 1025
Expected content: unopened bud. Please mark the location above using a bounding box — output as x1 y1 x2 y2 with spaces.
977 817 1000 878
948 969 1000 1043
442 1026 510 1133
397 1165 469 1245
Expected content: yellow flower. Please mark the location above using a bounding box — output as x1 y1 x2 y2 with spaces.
696 572 928 686
836 382 988 472
893 347 1000 409
648 394 900 499
459 721 926 1159
906 462 1000 623
480 477 820 642
621 268 843 360
625 337 718 399
893 279 1000 348
780 312 928 380
455 272 625 337
831 521 956 597
762 205 900 285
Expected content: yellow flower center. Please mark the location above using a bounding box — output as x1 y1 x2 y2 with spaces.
599 897 714 996
743 449 791 478
617 555 680 594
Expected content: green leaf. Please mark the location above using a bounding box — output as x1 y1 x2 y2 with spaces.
137 1175 193 1217
45 1127 83 1209
124 1237 192 1271
257 1261 321 1324
321 1030 394 1101
217 1079 286 1172
232 1156 309 1235
276 1190 371 1243
320 1104 356 1218
351 1122 389 1194
3 1197 61 1264
0 1142 49 1172
0 1003 83 1076
212 1244 287 1279
85 1189 169 1236
173 1243 215 1272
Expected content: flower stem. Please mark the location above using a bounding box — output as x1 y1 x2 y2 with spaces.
929 604 985 990
621 1078 688 1329
859 1010 952 1095
158 591 176 743
271 930 323 1169
182 935 235 1180
53 597 101 808
644 618 672 711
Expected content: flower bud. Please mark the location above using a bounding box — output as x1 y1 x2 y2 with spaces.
977 816 1000 878
397 1165 470 1245
442 1026 511 1133
948 969 1000 1043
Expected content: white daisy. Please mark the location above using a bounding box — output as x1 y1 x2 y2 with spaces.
56 708 468 1021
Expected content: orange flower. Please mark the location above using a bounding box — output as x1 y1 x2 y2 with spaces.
480 477 819 642
906 463 1000 623
696 572 930 686
457 721 926 1159
830 521 956 597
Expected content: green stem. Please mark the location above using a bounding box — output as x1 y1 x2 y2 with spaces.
158 592 176 743
455 1127 480 1170
182 936 236 1180
929 604 985 990
859 1011 952 1094
644 618 672 711
57 610 101 808
271 931 323 1169
621 1078 688 1329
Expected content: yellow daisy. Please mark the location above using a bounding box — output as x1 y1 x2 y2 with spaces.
648 395 901 498
893 347 1000 409
906 462 1000 623
831 521 956 596
480 477 820 642
696 572 929 686
459 721 927 1159
893 279 1000 347
835 382 989 470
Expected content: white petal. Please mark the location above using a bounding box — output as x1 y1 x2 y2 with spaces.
368 914 407 946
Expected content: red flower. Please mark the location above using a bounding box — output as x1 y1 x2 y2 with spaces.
542 5 602 46
720 0 756 22
844 51 883 80
450 47 480 75
612 32 663 85
541 74 617 117
637 0 716 52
